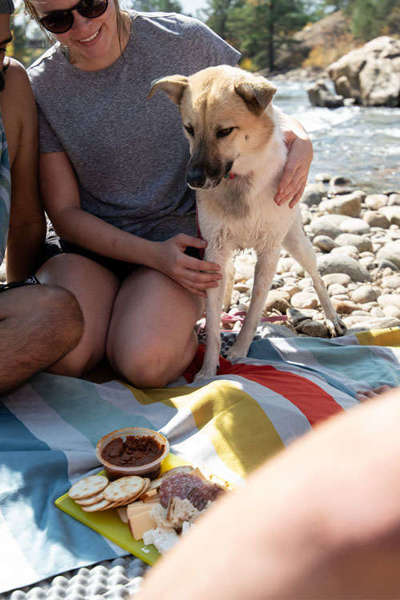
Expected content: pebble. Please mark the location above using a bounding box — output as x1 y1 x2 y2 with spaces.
225 175 400 337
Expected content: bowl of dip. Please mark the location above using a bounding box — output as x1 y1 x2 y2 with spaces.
96 427 169 480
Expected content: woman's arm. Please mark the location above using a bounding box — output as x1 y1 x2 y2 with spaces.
40 152 221 296
275 113 313 209
4 61 46 282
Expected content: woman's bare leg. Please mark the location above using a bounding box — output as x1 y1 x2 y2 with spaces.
37 253 120 377
107 267 203 387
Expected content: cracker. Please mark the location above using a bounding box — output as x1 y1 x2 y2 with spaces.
117 507 128 524
81 498 114 512
68 475 109 500
75 491 105 506
103 475 145 504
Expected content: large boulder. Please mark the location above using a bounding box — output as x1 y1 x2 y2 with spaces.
328 36 400 107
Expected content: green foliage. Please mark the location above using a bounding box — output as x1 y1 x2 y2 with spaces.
211 0 310 71
131 0 183 11
351 0 398 40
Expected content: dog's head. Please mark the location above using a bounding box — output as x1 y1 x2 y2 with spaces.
148 65 277 189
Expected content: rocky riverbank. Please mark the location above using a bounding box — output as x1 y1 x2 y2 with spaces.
225 175 400 338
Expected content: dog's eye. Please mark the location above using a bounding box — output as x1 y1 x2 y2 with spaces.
184 124 195 137
216 127 234 139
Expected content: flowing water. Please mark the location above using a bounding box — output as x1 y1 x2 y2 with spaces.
275 80 400 194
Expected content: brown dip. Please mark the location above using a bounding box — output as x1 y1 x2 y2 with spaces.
102 435 164 467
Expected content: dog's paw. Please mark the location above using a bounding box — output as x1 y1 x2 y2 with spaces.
193 366 218 383
226 344 248 362
326 317 347 337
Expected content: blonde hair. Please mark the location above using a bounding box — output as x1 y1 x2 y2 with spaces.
24 0 127 48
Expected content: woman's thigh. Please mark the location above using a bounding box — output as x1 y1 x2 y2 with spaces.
37 253 120 376
107 267 204 387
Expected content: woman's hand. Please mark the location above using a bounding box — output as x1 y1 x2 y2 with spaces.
275 115 313 209
154 234 222 297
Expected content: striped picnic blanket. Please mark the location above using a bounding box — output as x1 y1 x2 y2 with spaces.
2 329 400 593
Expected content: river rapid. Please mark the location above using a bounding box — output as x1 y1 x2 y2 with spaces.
275 80 400 194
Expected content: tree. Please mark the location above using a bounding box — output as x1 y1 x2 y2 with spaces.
204 0 244 40
351 0 398 40
130 0 183 11
226 0 310 71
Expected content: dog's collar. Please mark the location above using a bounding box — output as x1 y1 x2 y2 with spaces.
224 172 236 180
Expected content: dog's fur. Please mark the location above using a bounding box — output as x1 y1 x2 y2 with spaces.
150 65 345 380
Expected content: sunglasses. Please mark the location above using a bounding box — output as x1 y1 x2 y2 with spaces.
39 0 108 34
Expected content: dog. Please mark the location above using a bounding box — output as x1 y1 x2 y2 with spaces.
149 65 345 380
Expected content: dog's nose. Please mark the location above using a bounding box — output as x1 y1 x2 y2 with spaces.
187 167 206 188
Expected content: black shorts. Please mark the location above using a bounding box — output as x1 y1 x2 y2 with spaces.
48 240 204 281
0 276 41 294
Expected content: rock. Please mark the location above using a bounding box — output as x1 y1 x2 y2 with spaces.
330 245 359 260
328 36 400 107
344 316 400 331
378 294 400 309
380 206 400 226
339 217 370 235
365 194 388 210
234 252 256 280
295 319 330 337
264 290 291 314
322 191 364 217
318 254 371 282
382 305 400 319
335 233 372 252
331 299 359 314
286 308 312 327
301 182 327 207
382 274 400 289
328 283 347 296
0 262 5 283
309 214 347 238
389 193 400 206
291 291 319 309
322 273 351 286
350 285 378 304
377 242 400 269
315 173 332 184
363 211 390 228
313 235 337 252
307 79 344 108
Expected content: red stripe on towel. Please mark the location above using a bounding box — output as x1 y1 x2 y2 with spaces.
185 346 343 426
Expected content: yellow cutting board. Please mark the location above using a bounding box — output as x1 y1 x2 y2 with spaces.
55 453 189 566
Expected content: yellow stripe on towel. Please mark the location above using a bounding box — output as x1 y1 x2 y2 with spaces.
355 327 400 347
133 381 284 478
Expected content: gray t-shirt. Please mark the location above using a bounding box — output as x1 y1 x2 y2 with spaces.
28 12 240 241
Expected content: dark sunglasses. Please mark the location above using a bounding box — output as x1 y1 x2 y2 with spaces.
39 0 108 34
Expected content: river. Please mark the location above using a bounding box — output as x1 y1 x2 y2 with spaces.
275 80 400 194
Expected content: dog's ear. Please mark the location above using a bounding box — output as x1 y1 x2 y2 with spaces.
148 75 189 105
234 78 277 115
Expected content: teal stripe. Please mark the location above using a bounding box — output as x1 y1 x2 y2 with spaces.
31 374 156 446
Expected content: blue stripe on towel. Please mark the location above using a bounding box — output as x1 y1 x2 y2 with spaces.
0 402 118 588
31 375 155 446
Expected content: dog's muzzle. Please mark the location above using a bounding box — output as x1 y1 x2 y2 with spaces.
187 167 207 189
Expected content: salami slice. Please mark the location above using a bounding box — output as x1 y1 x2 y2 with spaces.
159 472 224 510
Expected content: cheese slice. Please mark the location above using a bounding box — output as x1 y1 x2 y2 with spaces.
128 507 157 541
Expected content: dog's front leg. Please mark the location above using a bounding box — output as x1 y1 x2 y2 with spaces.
227 247 281 362
194 247 230 382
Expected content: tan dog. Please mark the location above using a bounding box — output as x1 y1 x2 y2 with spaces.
150 65 345 381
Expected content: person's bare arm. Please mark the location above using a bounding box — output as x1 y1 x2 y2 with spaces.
275 112 313 208
40 151 221 296
2 60 46 281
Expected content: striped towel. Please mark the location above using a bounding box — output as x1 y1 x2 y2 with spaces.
0 109 11 264
1 330 400 593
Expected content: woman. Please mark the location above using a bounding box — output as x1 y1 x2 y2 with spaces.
25 0 313 387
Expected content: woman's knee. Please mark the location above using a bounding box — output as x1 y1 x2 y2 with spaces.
110 344 190 388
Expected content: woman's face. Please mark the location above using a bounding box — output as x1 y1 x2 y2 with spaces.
32 0 120 70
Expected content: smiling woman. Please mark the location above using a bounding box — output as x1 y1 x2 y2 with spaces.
22 0 313 388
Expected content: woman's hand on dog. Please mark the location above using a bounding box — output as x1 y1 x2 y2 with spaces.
154 234 222 297
275 115 313 209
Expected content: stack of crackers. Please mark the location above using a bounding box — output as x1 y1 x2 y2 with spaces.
68 474 156 512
